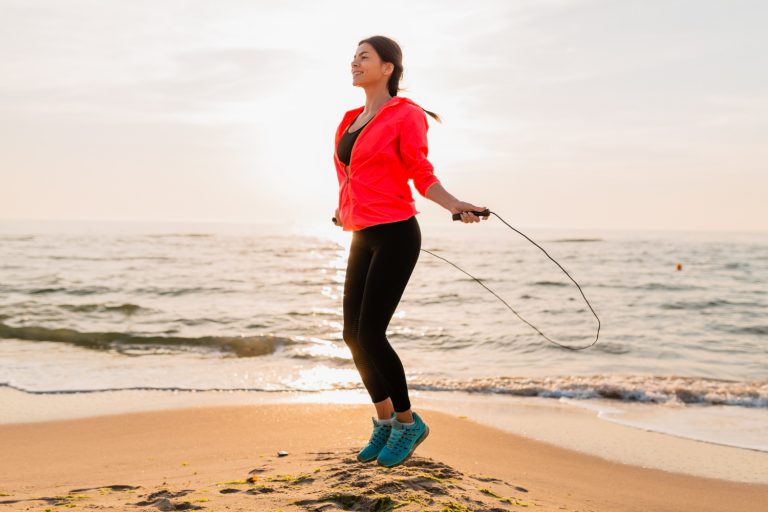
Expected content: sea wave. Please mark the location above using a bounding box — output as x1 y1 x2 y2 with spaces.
0 285 116 296
58 303 147 315
661 299 762 310
405 374 768 408
725 325 768 336
550 238 603 243
531 280 568 287
0 322 293 357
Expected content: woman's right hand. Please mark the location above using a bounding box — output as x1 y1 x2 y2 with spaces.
449 201 489 224
332 208 341 227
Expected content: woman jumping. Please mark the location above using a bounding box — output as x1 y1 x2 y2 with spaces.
332 35 488 468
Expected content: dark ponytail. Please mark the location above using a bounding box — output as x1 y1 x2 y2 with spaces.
358 35 442 124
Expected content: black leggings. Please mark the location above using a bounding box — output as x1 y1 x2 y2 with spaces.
343 215 421 413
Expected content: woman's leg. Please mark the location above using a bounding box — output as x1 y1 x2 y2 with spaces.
373 397 395 421
343 230 396 418
356 216 421 422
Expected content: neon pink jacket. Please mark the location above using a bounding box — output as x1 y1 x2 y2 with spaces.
333 96 440 231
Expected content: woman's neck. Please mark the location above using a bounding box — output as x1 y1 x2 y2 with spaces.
362 89 393 116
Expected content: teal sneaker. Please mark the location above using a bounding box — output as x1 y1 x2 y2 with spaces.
376 411 430 468
356 412 396 463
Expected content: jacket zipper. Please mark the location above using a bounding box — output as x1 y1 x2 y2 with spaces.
340 97 400 226
347 98 397 168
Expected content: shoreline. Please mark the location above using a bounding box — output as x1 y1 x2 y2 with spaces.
1 386 766 485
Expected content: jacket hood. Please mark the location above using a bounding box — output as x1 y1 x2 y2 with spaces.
344 95 420 118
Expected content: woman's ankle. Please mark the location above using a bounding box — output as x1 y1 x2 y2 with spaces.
395 411 414 424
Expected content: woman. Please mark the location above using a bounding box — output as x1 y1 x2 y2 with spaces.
333 35 488 468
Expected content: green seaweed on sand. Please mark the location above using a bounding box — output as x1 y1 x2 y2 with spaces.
398 494 431 508
52 493 89 501
297 493 407 511
500 496 531 507
480 487 533 507
304 493 356 509
216 479 249 485
369 496 404 512
479 487 502 498
439 502 472 512
382 495 406 511
265 472 314 484
291 473 314 484
416 471 445 482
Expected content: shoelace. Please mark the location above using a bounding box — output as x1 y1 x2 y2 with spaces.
387 425 420 452
370 424 392 446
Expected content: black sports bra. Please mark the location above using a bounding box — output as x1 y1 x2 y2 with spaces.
336 113 372 165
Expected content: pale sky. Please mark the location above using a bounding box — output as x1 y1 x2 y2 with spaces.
2 0 766 232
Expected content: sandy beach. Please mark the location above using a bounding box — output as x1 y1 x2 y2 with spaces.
3 0 768 510
1 401 766 512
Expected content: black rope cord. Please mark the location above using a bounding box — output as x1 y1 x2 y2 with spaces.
420 210 601 351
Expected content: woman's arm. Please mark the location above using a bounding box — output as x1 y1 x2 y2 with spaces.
400 107 487 223
425 182 488 223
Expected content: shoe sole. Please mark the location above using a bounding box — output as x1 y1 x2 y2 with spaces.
357 435 392 463
357 451 379 463
376 424 430 468
357 422 396 463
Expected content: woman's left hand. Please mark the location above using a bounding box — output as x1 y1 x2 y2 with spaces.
449 201 489 223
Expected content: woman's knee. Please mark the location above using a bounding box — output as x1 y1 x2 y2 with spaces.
342 325 360 350
357 323 386 351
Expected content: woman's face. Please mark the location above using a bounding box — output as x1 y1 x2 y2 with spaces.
351 43 393 88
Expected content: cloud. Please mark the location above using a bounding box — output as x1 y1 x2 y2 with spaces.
0 47 310 123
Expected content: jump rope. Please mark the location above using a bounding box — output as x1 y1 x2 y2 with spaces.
333 209 601 351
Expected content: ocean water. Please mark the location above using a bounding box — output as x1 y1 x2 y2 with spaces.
0 218 766 450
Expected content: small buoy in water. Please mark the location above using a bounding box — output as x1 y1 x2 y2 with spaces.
676 263 683 271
